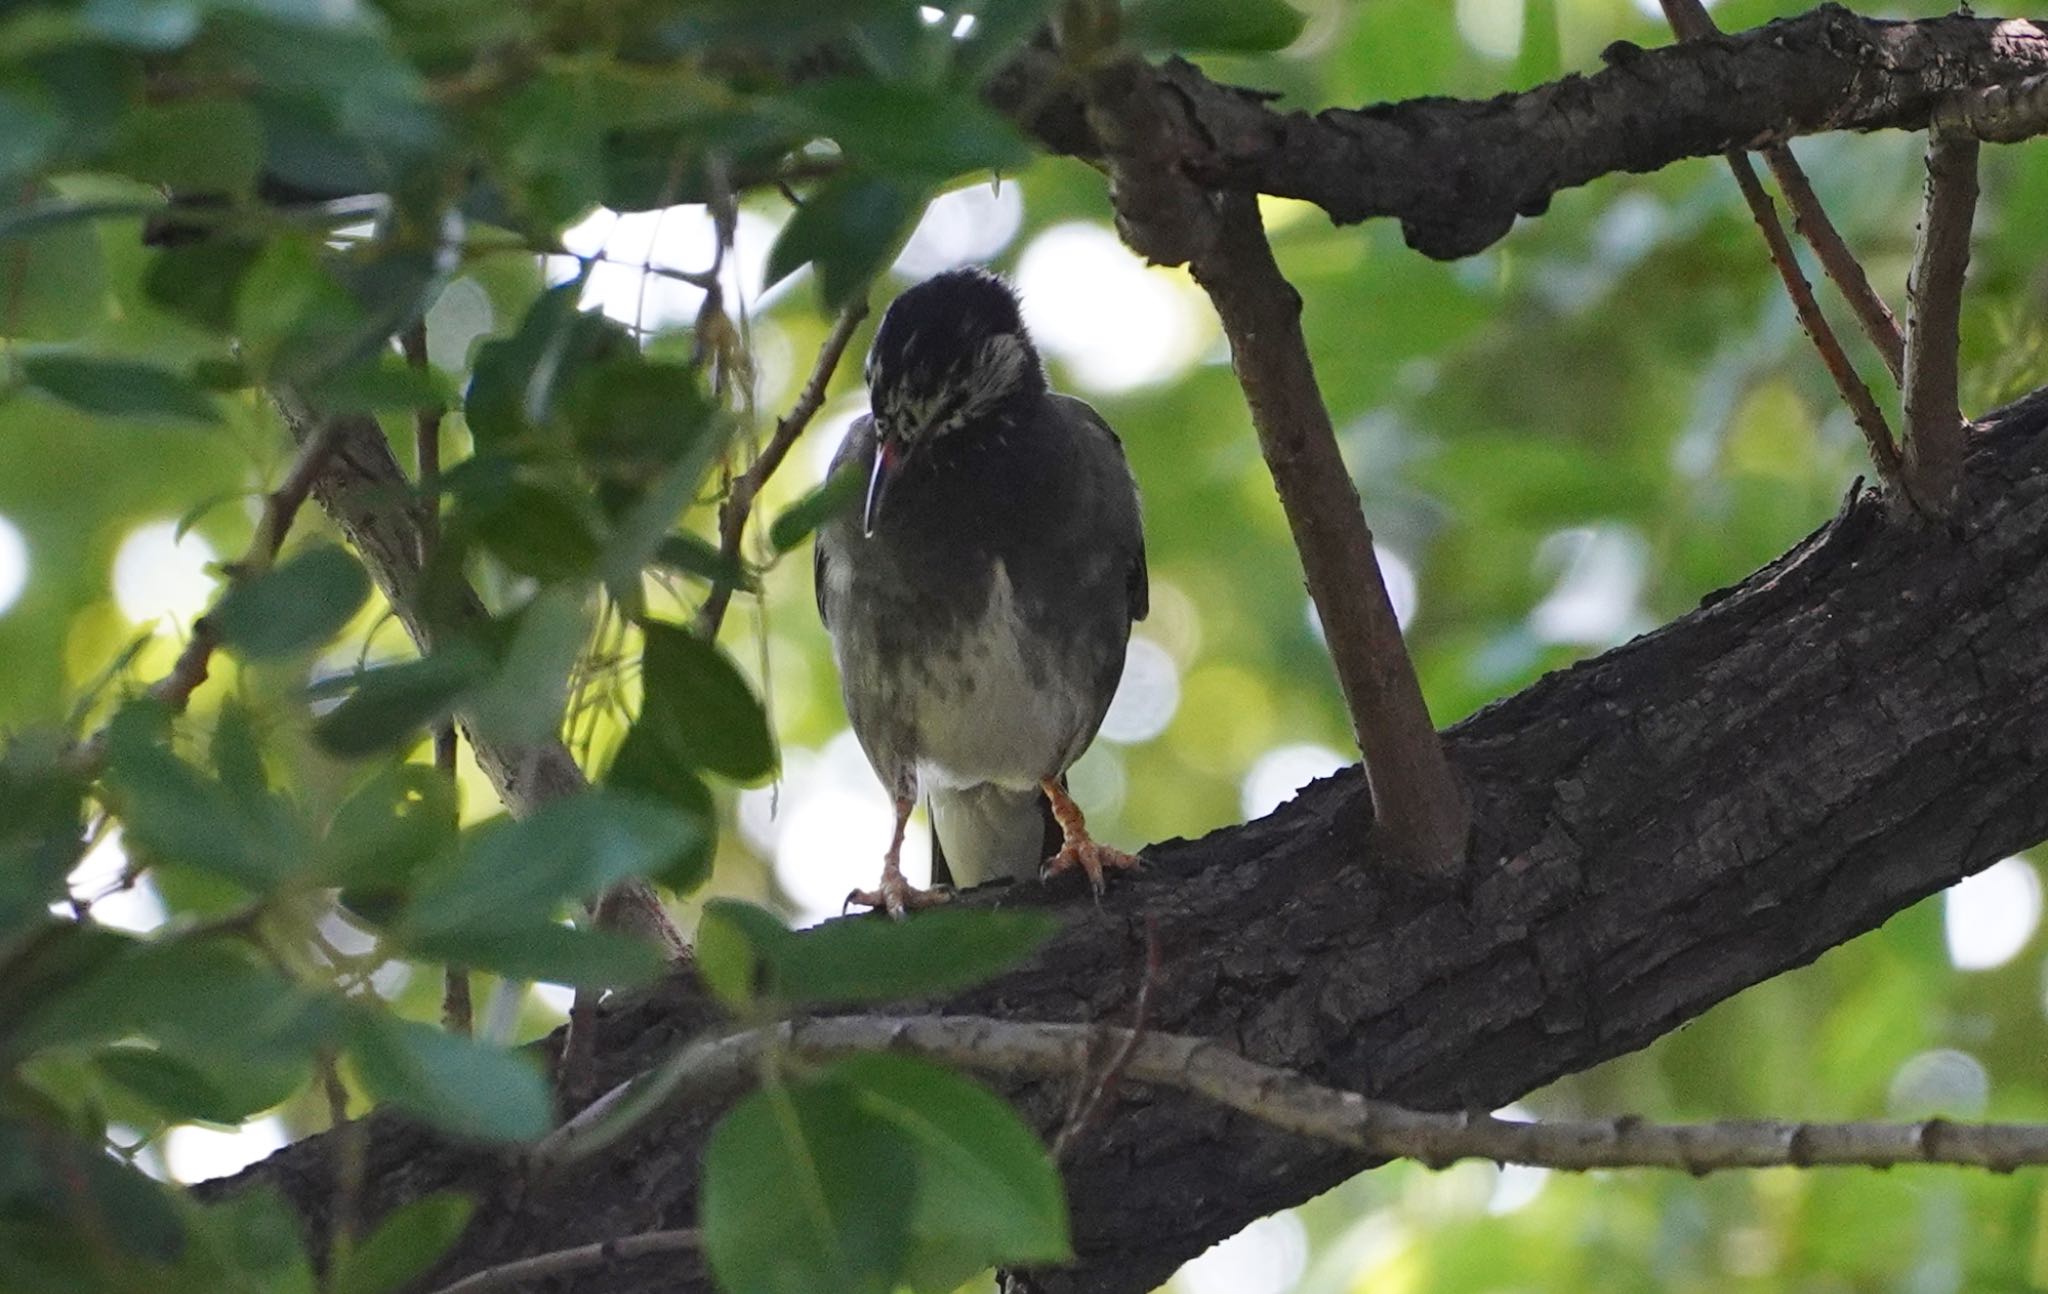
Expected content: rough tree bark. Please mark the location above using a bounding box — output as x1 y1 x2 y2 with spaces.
208 384 2048 1291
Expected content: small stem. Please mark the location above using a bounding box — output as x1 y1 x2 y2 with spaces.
427 1228 701 1294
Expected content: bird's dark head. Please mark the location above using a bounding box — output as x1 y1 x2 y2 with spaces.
858 267 1046 534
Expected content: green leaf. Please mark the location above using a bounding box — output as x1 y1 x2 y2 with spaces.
633 622 777 783
764 171 926 309
1122 0 1304 52
19 353 218 424
603 727 716 893
699 900 1057 1008
190 1185 316 1294
312 647 491 759
146 239 263 334
836 1054 1070 1287
780 80 1031 179
953 0 1062 78
694 899 794 1011
211 700 268 799
455 479 607 583
768 458 864 553
464 588 589 747
408 922 663 989
212 544 371 659
702 1079 913 1294
463 280 608 447
650 532 752 590
104 709 296 893
92 1045 245 1125
345 1009 552 1143
404 790 699 937
329 1193 475 1294
107 98 264 194
316 763 459 912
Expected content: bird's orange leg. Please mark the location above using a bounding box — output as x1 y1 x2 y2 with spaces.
1040 777 1139 895
846 795 952 920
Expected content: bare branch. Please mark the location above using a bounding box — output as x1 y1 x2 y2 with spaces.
695 301 868 640
428 1229 701 1294
1900 129 1981 516
544 1013 2048 1176
990 8 2048 260
1185 192 1466 874
1659 0 1905 383
1725 148 1906 493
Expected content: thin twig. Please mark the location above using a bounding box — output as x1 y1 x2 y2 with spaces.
537 1013 2048 1177
1725 154 1906 492
427 1229 701 1294
694 301 868 639
1900 128 1980 516
1658 0 1905 383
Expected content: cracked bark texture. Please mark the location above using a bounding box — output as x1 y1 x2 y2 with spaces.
207 385 2048 1292
990 5 2048 259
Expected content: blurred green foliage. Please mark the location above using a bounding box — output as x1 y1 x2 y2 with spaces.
2 0 2046 1290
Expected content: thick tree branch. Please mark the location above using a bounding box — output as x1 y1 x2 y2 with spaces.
1660 0 1906 383
990 7 2048 259
1900 129 1980 515
213 383 2048 1292
429 1230 702 1294
695 301 867 640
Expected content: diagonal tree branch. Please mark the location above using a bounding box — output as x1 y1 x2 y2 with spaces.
1659 0 1906 382
209 382 2048 1292
1899 128 1981 516
1084 55 1467 874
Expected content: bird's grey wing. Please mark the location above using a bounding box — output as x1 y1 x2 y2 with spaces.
1052 394 1147 622
813 413 878 629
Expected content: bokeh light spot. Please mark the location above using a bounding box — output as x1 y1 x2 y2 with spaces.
1944 857 2041 971
1173 1210 1309 1294
1101 635 1179 745
550 206 780 330
0 514 28 616
1887 1048 1990 1119
112 521 218 626
894 181 1025 279
165 1117 289 1183
1241 743 1348 822
1015 223 1212 393
1529 525 1647 646
61 828 165 933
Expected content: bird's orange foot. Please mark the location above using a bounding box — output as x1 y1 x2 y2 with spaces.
845 873 953 921
1042 837 1141 897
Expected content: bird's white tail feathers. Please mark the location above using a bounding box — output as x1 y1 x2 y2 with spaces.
928 784 1045 887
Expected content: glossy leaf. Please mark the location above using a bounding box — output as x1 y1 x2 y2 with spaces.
92 1045 246 1125
315 762 459 894
311 647 491 759
781 80 1030 179
407 922 663 989
696 900 1057 1007
404 789 699 937
634 622 778 783
19 354 218 424
212 544 371 659
836 1054 1070 1286
345 1010 552 1143
702 1080 913 1294
764 171 926 309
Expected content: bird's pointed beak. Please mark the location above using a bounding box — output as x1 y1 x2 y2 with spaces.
861 440 897 538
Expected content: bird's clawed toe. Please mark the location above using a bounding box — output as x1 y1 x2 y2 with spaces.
845 875 954 921
1041 839 1141 897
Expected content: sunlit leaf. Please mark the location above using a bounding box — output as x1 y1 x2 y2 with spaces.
1123 0 1303 52
329 1193 476 1294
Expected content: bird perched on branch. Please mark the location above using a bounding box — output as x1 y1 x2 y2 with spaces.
814 267 1148 917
